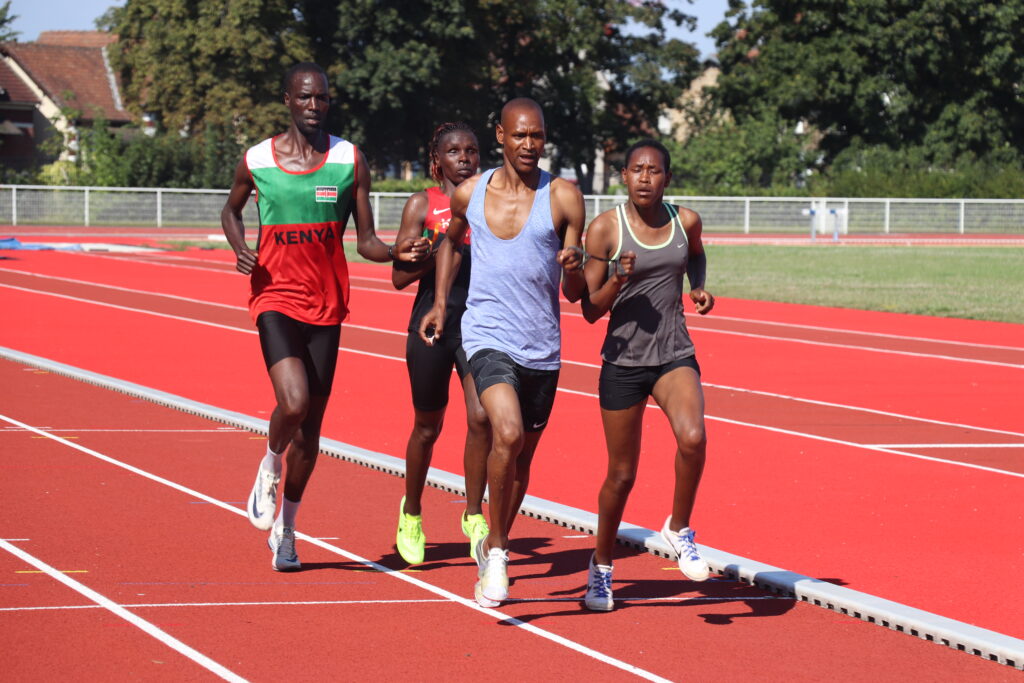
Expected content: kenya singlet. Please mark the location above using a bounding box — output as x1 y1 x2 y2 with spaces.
406 186 472 336
245 135 356 325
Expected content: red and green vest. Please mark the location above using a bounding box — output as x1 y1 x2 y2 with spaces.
245 134 357 325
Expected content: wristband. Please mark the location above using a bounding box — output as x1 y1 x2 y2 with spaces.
387 244 394 261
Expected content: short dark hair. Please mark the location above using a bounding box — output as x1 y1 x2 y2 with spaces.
282 62 328 95
623 138 671 171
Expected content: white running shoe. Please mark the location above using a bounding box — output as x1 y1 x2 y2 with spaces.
474 537 509 606
268 526 301 572
660 517 710 581
246 465 279 531
584 554 614 612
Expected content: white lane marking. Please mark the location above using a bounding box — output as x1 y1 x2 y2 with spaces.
5 277 1021 439
0 539 245 682
5 283 1023 473
2 413 669 683
868 443 1024 449
0 595 791 612
1 428 245 433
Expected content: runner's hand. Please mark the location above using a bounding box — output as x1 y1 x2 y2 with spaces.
613 251 636 283
394 236 430 262
235 248 257 275
690 287 714 315
557 245 584 273
418 306 444 346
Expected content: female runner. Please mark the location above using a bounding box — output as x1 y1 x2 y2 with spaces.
392 122 491 564
580 138 716 610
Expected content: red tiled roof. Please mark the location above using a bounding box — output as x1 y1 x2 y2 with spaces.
0 42 129 122
0 58 39 104
36 31 118 48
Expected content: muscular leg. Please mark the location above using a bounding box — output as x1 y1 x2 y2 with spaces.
461 373 491 516
593 401 646 566
267 356 311 458
651 367 706 530
478 382 524 551
401 407 445 516
502 430 543 537
282 394 329 503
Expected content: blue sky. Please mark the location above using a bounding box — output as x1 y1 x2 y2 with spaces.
8 0 731 59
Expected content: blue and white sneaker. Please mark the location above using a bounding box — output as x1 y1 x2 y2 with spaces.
474 537 508 607
268 526 301 572
246 465 279 531
660 517 710 581
584 554 614 611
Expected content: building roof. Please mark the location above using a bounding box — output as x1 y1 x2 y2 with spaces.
36 31 118 48
0 58 38 104
0 39 129 123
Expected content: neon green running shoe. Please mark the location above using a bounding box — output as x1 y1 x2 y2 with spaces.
462 512 489 561
396 496 425 565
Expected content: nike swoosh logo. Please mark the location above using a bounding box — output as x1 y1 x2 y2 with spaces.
532 422 547 430
677 243 686 248
432 208 451 215
251 493 261 519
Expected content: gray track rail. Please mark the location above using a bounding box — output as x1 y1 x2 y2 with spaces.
3 345 1021 670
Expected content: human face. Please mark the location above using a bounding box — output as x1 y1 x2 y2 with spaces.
284 71 329 136
436 131 480 186
622 146 671 209
496 107 545 173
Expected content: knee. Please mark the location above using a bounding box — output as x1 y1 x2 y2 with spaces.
278 391 309 423
490 421 523 457
676 425 707 458
411 417 442 447
604 467 636 497
465 406 489 439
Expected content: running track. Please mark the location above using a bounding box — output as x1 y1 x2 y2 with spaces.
1 245 1022 678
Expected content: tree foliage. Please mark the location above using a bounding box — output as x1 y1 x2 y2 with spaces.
108 0 700 192
0 1 18 42
708 0 1024 169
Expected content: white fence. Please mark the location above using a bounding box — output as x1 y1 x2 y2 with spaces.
1 184 1022 234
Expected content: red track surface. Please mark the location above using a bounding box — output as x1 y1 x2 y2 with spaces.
2 246 1023 679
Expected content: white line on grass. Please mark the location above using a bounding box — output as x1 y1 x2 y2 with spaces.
5 283 1023 473
0 412 670 682
0 538 245 682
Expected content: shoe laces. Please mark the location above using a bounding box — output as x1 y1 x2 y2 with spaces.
484 548 508 581
590 565 612 598
466 515 488 536
278 527 297 560
260 468 279 501
675 528 700 561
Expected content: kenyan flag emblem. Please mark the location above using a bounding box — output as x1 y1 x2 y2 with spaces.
315 186 338 203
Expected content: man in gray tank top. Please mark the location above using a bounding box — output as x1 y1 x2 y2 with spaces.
418 98 586 607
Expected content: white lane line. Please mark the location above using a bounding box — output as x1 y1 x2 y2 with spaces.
1 428 246 433
6 283 1023 473
868 443 1024 449
1 412 669 682
1 595 791 612
6 277 1021 439
0 539 245 682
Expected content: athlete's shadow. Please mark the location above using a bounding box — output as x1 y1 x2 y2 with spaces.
292 560 380 573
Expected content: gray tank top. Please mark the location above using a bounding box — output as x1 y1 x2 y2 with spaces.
600 203 696 366
461 168 563 370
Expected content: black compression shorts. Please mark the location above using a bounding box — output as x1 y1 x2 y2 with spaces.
469 348 559 432
256 311 341 397
598 356 701 411
405 332 471 412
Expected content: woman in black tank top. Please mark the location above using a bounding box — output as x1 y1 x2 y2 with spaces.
390 123 493 566
578 139 717 612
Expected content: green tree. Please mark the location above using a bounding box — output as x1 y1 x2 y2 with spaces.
0 1 19 42
709 0 1024 168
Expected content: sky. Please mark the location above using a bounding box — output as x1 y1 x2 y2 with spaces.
7 0 731 59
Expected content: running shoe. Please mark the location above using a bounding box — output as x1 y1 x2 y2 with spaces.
461 512 490 561
246 465 280 531
660 517 710 581
473 537 509 606
268 526 301 571
584 554 614 612
395 496 425 565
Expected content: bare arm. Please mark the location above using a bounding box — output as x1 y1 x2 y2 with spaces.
391 192 432 289
417 179 473 344
220 158 258 274
552 179 587 303
580 211 635 323
681 207 714 315
353 149 428 263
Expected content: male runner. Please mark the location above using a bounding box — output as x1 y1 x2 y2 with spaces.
221 62 426 571
418 98 586 606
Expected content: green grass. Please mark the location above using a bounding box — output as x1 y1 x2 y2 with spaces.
156 239 1023 323
705 245 1024 323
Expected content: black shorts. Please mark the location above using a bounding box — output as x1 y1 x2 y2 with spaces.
405 332 471 412
256 311 341 397
469 348 559 432
598 356 701 411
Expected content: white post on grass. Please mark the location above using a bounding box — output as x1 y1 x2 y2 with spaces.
884 199 890 233
11 186 16 226
743 198 750 234
802 205 816 242
84 188 90 227
959 200 966 234
156 189 163 228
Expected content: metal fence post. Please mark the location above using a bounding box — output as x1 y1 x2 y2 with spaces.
11 187 16 226
884 199 890 233
959 200 965 234
157 189 163 228
373 193 380 227
84 188 90 227
743 198 750 233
